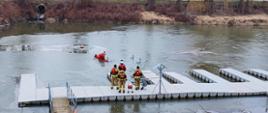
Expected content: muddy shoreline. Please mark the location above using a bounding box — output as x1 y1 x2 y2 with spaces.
1 1 268 27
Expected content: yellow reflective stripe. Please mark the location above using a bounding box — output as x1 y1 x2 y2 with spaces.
111 74 117 78
119 78 126 80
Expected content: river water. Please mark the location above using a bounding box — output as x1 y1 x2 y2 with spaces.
0 23 268 113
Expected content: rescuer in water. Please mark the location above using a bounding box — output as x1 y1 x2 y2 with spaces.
133 66 143 90
110 64 119 89
94 51 108 62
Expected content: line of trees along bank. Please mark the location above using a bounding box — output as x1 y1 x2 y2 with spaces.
146 0 267 15
2 0 267 25
14 0 267 15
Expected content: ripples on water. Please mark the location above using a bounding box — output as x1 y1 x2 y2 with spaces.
0 24 268 113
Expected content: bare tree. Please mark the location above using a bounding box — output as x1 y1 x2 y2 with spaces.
224 0 229 12
184 0 190 14
17 0 28 6
239 0 245 14
239 0 252 14
245 0 251 14
176 0 183 12
205 0 214 15
146 0 155 11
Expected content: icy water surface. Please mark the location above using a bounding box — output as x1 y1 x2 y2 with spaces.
0 23 268 113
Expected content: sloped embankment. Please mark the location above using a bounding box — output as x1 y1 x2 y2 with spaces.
192 15 268 26
0 1 21 26
140 11 175 24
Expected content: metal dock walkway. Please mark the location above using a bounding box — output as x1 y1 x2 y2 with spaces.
18 68 268 107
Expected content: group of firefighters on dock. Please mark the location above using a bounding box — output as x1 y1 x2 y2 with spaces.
94 51 144 93
110 60 144 93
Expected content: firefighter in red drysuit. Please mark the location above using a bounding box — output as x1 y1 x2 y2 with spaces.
110 64 118 89
94 51 107 62
133 66 143 90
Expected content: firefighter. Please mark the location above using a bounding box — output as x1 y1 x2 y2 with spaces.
133 66 143 90
118 60 126 71
118 70 127 93
110 64 118 89
94 51 108 62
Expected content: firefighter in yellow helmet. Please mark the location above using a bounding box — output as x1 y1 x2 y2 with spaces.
133 66 143 90
118 70 127 93
110 64 118 89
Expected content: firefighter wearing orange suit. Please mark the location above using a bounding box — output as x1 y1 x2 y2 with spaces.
110 65 118 89
133 66 143 90
118 70 127 93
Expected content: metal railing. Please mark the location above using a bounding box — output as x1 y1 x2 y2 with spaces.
48 84 53 113
66 82 78 113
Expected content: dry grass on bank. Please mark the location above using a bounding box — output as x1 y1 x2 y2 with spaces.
46 2 144 23
141 11 175 24
0 1 22 24
193 14 268 26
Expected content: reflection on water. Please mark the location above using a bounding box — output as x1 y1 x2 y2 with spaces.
0 23 113 37
0 24 268 113
190 62 220 73
78 97 265 113
110 102 125 113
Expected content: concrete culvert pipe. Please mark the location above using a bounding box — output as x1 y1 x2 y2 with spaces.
37 4 46 15
36 4 46 21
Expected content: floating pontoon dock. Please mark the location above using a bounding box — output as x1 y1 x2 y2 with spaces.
163 72 197 84
18 68 268 107
244 69 268 80
190 69 230 83
219 68 263 82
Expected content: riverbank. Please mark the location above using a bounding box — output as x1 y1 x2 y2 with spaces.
1 0 268 26
191 14 268 26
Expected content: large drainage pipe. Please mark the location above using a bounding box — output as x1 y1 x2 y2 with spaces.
36 4 46 21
